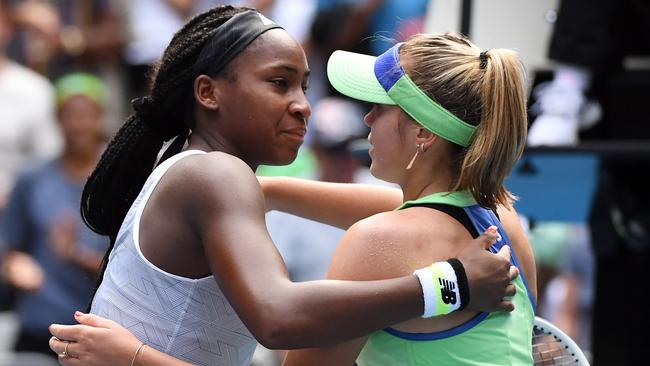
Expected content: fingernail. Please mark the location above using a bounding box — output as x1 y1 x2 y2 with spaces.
74 311 83 317
487 226 497 234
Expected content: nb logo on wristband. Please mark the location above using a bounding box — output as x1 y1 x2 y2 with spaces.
439 278 457 305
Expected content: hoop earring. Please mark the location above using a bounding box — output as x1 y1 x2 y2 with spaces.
406 144 422 170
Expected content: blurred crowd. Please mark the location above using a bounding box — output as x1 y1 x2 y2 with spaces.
1 0 648 365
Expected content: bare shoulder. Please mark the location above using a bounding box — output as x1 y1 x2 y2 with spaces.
497 203 537 298
164 151 265 216
327 208 464 281
327 211 404 281
157 152 264 232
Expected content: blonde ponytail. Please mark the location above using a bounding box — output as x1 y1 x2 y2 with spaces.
402 33 528 209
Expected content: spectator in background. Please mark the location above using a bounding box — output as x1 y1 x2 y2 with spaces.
123 0 201 96
0 0 61 212
529 222 594 355
4 0 125 78
3 0 127 133
552 224 594 355
0 73 109 357
527 1 650 364
124 0 278 98
261 0 316 47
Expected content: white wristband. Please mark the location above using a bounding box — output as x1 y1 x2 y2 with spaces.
414 261 463 318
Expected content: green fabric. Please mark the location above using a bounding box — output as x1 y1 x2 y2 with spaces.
54 73 107 108
327 51 395 105
398 190 477 210
387 75 476 147
357 191 535 365
327 50 477 147
356 276 534 365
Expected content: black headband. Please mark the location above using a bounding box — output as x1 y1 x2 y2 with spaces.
192 10 283 77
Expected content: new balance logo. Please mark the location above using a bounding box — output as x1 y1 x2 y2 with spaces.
439 278 457 305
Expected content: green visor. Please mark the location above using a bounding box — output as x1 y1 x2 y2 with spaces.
327 43 477 147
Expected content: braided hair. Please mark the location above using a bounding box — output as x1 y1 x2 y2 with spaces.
82 5 252 300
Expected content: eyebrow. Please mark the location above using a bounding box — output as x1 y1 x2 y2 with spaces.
268 64 311 78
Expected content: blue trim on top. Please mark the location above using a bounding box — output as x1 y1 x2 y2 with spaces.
374 43 405 91
463 206 537 313
381 203 536 342
384 312 490 341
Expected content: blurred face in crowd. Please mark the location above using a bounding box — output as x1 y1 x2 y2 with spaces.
0 3 11 53
57 96 104 154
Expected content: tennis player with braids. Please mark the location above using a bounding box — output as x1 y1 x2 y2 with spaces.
48 6 519 366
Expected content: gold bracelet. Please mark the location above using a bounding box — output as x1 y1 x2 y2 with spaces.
130 343 146 366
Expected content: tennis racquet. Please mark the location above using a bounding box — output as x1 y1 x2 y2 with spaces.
533 316 590 366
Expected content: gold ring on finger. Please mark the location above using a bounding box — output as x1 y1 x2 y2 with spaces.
62 341 70 357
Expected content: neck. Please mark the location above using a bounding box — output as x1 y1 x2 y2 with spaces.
186 130 257 171
400 158 454 203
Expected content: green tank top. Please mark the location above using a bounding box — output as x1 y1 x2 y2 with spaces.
356 191 535 365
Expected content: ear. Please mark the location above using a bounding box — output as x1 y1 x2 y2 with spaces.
194 75 220 111
414 128 437 152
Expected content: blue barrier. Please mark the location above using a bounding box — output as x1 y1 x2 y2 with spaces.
506 154 600 223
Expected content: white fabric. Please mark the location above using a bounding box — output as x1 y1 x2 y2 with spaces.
527 63 601 147
527 81 601 147
0 62 61 200
91 150 257 366
414 261 461 318
555 64 591 92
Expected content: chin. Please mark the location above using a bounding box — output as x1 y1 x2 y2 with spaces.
369 164 387 180
266 149 299 166
370 164 400 184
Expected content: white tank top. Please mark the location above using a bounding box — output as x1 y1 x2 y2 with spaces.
91 150 257 366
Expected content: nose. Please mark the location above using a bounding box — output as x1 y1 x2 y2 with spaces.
363 106 376 127
289 92 312 124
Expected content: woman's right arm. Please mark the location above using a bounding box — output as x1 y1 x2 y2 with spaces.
259 176 403 229
190 155 514 349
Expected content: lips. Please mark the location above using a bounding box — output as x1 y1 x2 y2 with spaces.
281 128 307 142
